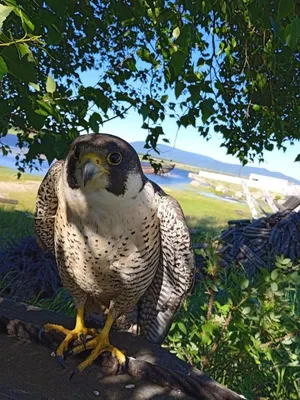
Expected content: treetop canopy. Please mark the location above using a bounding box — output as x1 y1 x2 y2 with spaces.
0 0 299 172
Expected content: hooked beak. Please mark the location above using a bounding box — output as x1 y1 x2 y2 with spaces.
81 160 109 187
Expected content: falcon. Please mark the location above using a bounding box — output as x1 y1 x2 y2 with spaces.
35 133 195 376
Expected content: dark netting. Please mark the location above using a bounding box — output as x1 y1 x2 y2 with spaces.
0 235 62 301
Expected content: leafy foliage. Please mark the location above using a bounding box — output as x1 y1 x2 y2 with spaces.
167 245 300 399
0 0 299 171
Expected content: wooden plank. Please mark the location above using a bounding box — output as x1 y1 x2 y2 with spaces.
280 195 300 211
241 180 259 219
263 188 279 212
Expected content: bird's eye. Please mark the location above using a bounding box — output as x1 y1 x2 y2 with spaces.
107 152 122 165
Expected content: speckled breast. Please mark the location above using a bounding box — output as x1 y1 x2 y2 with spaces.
54 204 161 309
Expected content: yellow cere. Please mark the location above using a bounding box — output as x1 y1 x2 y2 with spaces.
80 152 104 166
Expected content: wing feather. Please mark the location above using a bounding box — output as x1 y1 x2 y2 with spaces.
34 160 64 253
138 184 196 344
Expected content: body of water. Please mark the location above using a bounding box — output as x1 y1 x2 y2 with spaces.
0 134 192 187
0 134 246 205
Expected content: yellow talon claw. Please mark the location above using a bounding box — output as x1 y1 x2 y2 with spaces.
44 308 125 377
70 312 127 377
70 332 126 376
42 306 97 360
43 323 97 358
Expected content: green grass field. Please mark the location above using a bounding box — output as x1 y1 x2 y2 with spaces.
164 187 250 235
0 166 251 241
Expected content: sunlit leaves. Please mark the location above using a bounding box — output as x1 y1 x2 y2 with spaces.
0 4 13 29
177 321 187 335
137 47 158 65
46 74 56 94
166 246 300 398
172 26 180 39
1 0 300 172
252 104 261 111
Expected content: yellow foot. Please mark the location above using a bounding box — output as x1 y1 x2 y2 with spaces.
41 322 97 366
69 332 127 378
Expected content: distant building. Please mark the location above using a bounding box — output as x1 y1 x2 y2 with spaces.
248 174 300 195
196 170 300 195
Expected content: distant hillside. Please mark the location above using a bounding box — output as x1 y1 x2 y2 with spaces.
131 142 300 184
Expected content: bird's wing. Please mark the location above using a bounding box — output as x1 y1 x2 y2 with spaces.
138 182 196 344
34 160 64 253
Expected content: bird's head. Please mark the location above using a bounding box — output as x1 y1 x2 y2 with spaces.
65 133 146 197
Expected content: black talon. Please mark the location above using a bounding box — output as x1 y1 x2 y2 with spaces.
70 368 79 380
118 358 128 374
79 334 87 350
67 348 74 356
38 327 45 341
56 355 66 369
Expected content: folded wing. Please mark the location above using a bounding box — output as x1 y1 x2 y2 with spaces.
34 160 64 253
138 184 195 344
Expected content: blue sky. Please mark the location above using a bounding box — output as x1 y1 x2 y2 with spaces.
80 70 300 181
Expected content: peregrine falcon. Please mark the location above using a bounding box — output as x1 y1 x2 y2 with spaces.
35 133 195 375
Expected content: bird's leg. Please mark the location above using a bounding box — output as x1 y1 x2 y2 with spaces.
42 306 97 363
69 312 126 376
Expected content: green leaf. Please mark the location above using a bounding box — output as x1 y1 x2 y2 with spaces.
277 0 293 21
288 17 300 49
271 269 279 280
0 56 8 80
139 104 150 121
14 7 34 31
257 73 267 90
200 98 215 123
36 99 54 116
177 322 187 335
172 27 180 39
17 43 31 59
252 104 261 111
295 154 300 162
46 75 56 94
115 92 136 105
1 45 37 82
115 1 133 21
0 5 13 30
161 94 168 103
170 50 185 77
271 282 278 292
175 81 185 98
280 258 291 265
89 112 102 133
240 278 249 290
242 306 251 315
136 47 157 65
47 0 67 16
29 82 40 91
